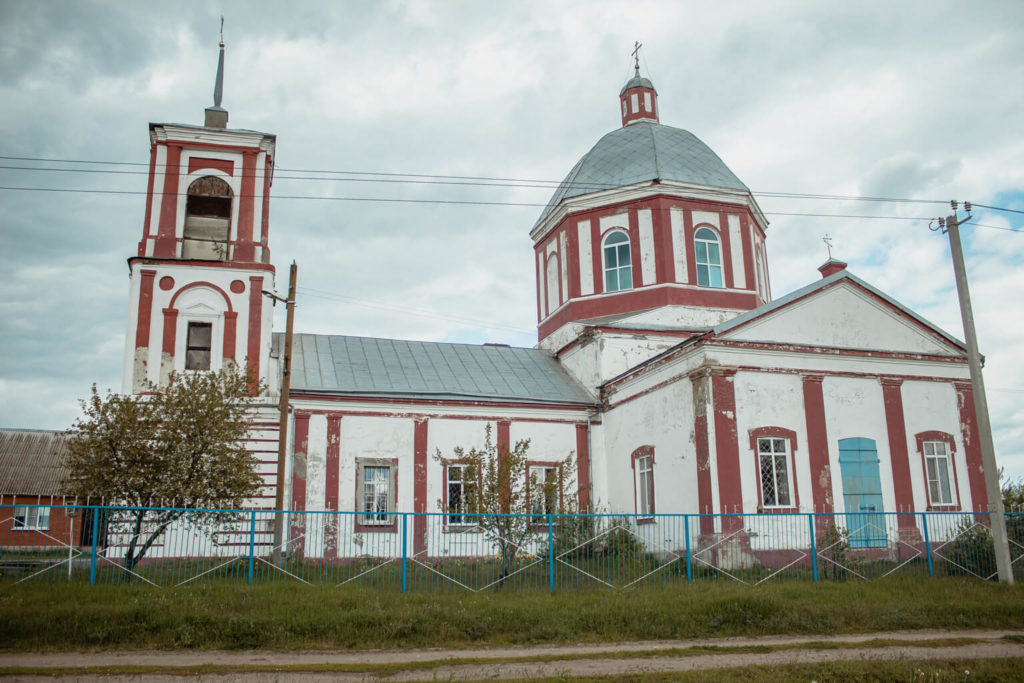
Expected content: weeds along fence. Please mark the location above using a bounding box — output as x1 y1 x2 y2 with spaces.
1 503 1022 589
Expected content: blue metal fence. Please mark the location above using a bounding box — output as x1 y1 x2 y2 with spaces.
1 503 1021 588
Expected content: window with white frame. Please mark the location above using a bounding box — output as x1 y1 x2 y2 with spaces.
758 437 792 507
13 506 50 530
694 227 724 288
924 440 953 506
603 231 633 292
356 459 396 526
529 465 559 517
634 453 654 516
185 321 213 371
446 463 477 525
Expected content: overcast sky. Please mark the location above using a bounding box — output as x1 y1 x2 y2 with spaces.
1 1 1023 478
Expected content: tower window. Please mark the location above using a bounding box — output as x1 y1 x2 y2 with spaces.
603 231 633 292
183 176 232 260
185 322 213 371
694 227 724 288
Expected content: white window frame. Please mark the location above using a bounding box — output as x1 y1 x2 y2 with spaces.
694 227 724 288
13 506 50 531
356 458 396 527
757 437 793 508
446 462 477 526
528 464 560 518
602 230 633 293
924 440 953 506
633 452 654 517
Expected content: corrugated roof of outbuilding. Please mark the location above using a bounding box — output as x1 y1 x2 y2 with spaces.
0 429 68 497
280 333 597 406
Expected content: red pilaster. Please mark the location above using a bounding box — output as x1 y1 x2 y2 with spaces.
261 156 272 261
413 418 429 556
222 311 237 362
291 413 310 512
140 146 157 256
652 198 673 285
246 276 263 393
154 144 181 256
739 214 755 293
135 270 157 350
575 423 591 509
881 378 915 526
234 150 258 262
712 369 742 530
591 220 602 294
324 415 341 557
718 211 735 289
802 375 834 513
161 308 178 356
955 382 989 513
690 369 715 534
497 420 511 514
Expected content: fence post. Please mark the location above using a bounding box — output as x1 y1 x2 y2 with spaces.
89 505 99 586
922 513 933 577
248 510 256 585
808 513 818 583
547 513 555 593
684 514 692 582
401 513 408 593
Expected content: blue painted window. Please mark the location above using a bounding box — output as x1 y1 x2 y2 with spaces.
694 227 724 288
838 438 887 548
603 231 633 292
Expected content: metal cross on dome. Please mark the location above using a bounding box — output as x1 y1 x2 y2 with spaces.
823 234 834 260
632 41 642 75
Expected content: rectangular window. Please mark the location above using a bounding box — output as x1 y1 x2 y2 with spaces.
529 465 559 517
630 93 639 113
356 459 396 527
643 91 652 112
758 438 792 507
13 506 50 531
924 441 953 506
447 463 477 525
636 455 654 515
185 322 212 371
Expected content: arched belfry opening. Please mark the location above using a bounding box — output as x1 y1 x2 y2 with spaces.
183 176 233 260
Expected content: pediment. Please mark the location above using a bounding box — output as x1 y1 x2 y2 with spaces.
716 277 964 356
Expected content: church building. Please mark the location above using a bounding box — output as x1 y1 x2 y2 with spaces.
120 47 988 556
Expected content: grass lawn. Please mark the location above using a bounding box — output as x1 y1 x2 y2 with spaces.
0 577 1022 651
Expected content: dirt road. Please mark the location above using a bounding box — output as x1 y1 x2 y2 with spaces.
2 629 1022 681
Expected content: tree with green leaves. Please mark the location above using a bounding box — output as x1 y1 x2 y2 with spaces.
65 367 263 572
434 425 577 585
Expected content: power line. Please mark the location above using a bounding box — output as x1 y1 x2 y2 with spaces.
2 154 1023 215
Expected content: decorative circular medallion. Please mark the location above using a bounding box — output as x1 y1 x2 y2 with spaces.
230 279 246 294
158 276 175 291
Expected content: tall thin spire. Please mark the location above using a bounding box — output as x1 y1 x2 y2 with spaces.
205 17 229 128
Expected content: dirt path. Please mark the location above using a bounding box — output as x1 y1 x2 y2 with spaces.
3 629 1023 681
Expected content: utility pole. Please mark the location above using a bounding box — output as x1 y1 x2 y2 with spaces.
934 201 1013 584
264 261 297 562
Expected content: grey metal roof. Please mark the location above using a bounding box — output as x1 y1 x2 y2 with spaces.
282 333 597 406
712 269 967 351
0 429 68 496
537 122 749 225
620 76 656 94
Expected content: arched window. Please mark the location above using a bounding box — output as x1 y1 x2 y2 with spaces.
183 176 232 260
694 227 724 288
603 231 632 292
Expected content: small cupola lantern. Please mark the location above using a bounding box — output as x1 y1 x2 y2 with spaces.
619 42 658 127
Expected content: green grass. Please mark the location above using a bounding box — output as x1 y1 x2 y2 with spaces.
0 578 1022 651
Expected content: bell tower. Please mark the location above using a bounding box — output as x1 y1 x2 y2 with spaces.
122 35 277 394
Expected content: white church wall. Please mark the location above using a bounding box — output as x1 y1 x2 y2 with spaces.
509 421 577 468
821 377 896 517
732 371 811 513
901 380 972 513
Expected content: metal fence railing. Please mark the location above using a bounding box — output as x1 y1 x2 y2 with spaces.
1 503 1021 589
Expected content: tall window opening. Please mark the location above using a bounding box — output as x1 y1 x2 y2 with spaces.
528 465 559 517
356 459 396 528
603 231 633 292
184 322 213 371
924 440 953 506
694 227 724 288
446 463 477 525
758 437 792 507
183 176 232 260
632 446 655 517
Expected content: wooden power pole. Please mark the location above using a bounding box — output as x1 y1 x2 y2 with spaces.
266 261 297 560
